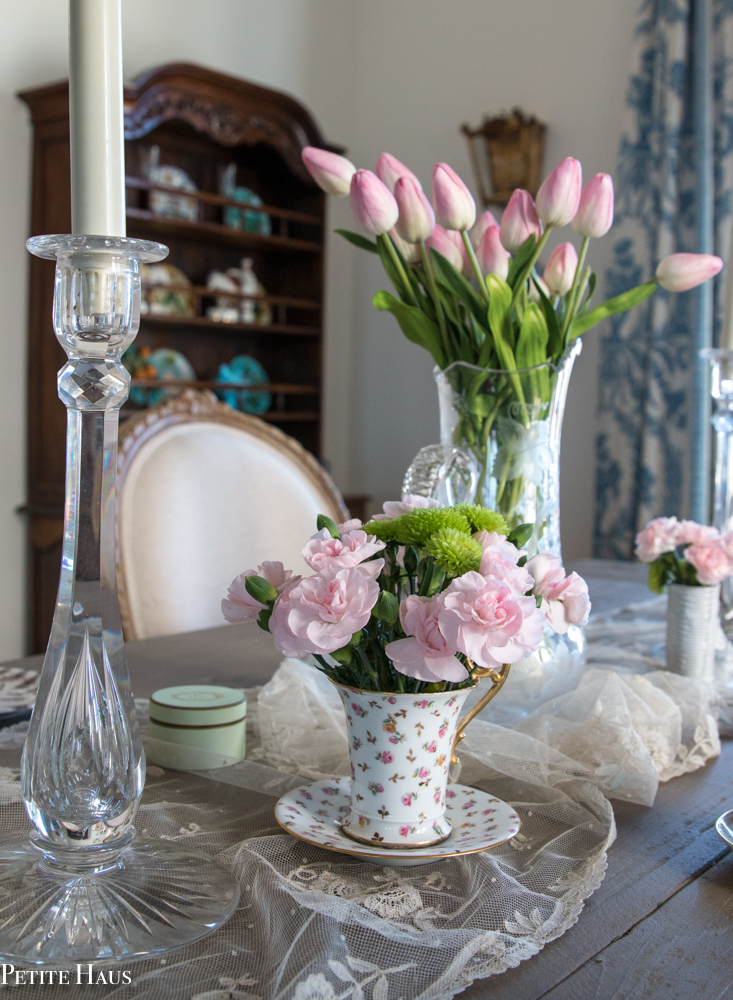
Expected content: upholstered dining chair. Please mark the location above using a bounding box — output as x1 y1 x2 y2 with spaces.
116 390 348 640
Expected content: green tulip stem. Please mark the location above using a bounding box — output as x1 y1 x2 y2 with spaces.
419 239 451 358
461 231 490 305
511 227 552 307
381 233 420 308
561 236 590 339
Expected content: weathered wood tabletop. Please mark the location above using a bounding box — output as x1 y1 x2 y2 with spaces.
4 562 731 999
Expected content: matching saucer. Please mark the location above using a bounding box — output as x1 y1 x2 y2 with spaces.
274 777 521 867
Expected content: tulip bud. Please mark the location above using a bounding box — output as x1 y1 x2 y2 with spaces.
301 146 356 197
543 242 579 296
470 210 499 248
432 163 476 231
389 227 421 264
500 189 542 253
425 224 465 272
572 173 614 238
655 253 724 292
476 225 511 280
350 169 399 236
536 157 582 228
394 176 435 243
376 152 423 192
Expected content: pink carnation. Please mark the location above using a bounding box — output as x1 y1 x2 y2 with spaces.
222 561 295 623
372 495 442 521
302 527 385 580
385 595 467 683
634 517 680 562
476 531 534 595
675 520 719 546
685 538 733 586
338 518 363 533
438 572 546 669
525 553 591 633
270 566 380 656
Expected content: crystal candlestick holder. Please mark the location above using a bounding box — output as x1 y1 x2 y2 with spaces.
0 236 239 965
702 348 733 637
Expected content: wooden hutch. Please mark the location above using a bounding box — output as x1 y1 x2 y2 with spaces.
19 62 340 652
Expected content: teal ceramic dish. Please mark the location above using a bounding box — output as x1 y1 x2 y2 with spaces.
129 348 196 406
215 355 272 414
223 187 272 236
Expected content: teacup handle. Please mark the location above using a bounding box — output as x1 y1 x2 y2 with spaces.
451 663 511 765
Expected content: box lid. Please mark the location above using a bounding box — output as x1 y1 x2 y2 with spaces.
149 685 246 727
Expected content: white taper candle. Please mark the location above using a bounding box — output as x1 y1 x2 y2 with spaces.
68 0 126 236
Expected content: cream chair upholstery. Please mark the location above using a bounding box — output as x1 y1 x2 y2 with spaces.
117 390 348 640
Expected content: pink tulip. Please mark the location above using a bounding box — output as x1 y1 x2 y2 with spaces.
500 189 542 253
544 242 579 296
376 152 423 192
573 173 614 238
394 176 435 243
388 227 421 264
432 163 476 231
536 157 582 228
476 225 511 280
301 146 356 197
655 253 724 292
470 210 499 249
350 169 399 236
425 225 465 272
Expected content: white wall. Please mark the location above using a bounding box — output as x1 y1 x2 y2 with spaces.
0 0 638 657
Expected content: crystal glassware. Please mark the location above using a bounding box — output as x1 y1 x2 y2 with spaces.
702 348 733 636
0 236 239 965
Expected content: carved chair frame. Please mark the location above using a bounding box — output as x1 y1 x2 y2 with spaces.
116 389 348 640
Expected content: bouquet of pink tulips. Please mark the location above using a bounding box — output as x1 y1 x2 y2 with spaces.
303 146 723 377
636 516 733 591
223 499 590 694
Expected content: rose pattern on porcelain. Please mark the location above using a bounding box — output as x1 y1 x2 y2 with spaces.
335 684 474 847
274 776 521 867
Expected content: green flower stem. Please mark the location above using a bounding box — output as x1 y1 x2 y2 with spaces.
380 233 420 308
574 265 592 314
511 227 552 306
419 239 451 359
561 235 590 339
461 231 490 305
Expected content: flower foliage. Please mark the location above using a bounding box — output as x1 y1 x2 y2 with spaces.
224 499 591 694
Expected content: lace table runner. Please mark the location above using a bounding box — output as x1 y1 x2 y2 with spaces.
0 596 724 1000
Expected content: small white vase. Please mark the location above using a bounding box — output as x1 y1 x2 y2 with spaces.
665 583 720 683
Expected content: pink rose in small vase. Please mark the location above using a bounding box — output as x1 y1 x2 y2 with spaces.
685 538 733 585
438 572 546 669
675 520 720 546
634 517 680 562
526 553 591 633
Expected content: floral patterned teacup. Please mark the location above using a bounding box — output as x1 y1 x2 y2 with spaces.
335 684 477 848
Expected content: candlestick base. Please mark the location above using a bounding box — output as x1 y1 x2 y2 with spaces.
0 839 239 964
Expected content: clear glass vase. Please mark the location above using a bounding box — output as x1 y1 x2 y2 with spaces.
0 235 239 965
405 341 582 561
702 348 733 637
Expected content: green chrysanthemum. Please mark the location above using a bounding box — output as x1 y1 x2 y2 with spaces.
426 528 482 577
454 504 509 535
364 507 472 546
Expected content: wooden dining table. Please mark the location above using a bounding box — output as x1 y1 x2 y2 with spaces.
2 561 731 999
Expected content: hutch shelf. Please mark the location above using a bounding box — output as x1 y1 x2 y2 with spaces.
19 62 341 652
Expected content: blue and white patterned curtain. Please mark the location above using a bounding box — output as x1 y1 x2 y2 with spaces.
594 0 733 558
